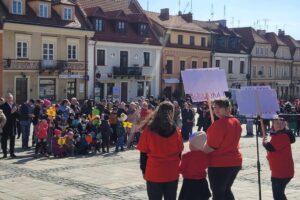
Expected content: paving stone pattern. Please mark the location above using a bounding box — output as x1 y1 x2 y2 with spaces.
0 125 299 200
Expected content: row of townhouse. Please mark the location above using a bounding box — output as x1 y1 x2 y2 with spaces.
0 0 299 104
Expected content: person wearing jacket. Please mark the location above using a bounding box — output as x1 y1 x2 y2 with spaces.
0 109 7 151
263 117 295 200
138 101 184 200
19 99 34 149
0 93 18 158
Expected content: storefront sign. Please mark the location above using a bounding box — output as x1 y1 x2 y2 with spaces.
59 74 85 79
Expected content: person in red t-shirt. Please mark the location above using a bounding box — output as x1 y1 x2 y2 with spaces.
137 101 184 200
202 99 242 200
179 132 211 200
263 117 295 200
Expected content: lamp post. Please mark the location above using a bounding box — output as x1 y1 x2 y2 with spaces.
289 82 294 101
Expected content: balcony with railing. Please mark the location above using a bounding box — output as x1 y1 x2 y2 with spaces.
113 66 142 77
3 59 85 72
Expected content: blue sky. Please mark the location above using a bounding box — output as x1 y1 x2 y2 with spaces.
138 0 300 40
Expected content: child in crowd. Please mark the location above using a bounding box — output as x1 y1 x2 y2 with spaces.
52 129 64 158
100 114 113 153
35 115 49 157
179 132 211 200
263 117 295 200
64 130 75 156
115 113 127 152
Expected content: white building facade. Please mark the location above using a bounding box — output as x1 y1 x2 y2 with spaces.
88 41 162 102
212 53 250 88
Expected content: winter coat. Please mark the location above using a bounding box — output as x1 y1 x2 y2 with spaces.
0 109 7 133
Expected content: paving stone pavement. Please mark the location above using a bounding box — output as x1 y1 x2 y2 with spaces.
0 125 299 200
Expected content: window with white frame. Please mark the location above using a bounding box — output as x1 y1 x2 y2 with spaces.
265 48 268 56
253 66 257 77
228 60 233 73
269 66 272 77
16 41 28 59
68 44 77 60
95 19 104 32
43 43 54 60
116 21 126 33
12 0 22 15
240 60 245 74
63 7 72 20
39 4 48 18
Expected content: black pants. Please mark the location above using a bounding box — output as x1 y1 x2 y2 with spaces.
102 135 110 152
146 179 178 200
35 139 47 154
179 179 211 200
1 134 15 155
208 167 241 200
271 177 292 200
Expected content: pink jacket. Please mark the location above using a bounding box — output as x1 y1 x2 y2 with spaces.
36 122 48 139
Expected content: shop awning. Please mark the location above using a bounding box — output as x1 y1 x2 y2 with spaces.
163 78 180 84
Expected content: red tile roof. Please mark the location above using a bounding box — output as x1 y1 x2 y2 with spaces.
264 32 287 53
0 0 91 30
233 27 269 53
146 11 209 34
78 0 141 15
78 0 160 46
279 35 300 56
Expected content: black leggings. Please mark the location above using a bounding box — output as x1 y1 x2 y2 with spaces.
146 179 178 200
208 167 241 200
271 177 292 200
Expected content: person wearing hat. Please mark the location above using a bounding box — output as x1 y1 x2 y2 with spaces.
100 114 112 153
263 116 295 200
178 132 211 200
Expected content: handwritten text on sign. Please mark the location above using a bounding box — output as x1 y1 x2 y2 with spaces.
181 68 228 102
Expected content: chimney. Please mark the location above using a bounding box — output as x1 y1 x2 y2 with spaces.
278 29 285 37
257 29 266 36
181 12 193 23
216 20 226 27
159 8 169 20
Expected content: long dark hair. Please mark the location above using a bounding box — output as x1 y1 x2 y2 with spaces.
140 101 175 133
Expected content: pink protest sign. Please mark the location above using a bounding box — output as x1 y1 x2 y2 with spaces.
181 68 228 102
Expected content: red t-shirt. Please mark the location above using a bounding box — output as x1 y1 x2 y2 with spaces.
267 133 294 178
179 151 208 180
137 127 184 182
206 117 242 167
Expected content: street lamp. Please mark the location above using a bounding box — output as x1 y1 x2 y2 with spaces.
289 82 294 101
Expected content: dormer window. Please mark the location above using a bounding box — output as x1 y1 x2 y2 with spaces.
39 4 49 18
63 7 72 20
116 21 126 33
139 24 148 36
95 19 104 32
12 0 22 15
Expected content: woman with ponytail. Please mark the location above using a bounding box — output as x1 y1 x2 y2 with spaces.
137 101 184 200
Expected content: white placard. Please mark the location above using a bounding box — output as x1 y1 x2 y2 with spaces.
236 86 279 119
181 68 228 102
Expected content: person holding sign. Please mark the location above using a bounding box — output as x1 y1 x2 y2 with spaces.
137 101 184 200
201 99 242 200
263 117 295 200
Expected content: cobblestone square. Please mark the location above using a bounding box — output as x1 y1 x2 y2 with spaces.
0 125 299 200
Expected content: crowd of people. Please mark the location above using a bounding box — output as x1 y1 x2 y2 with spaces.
0 93 296 200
